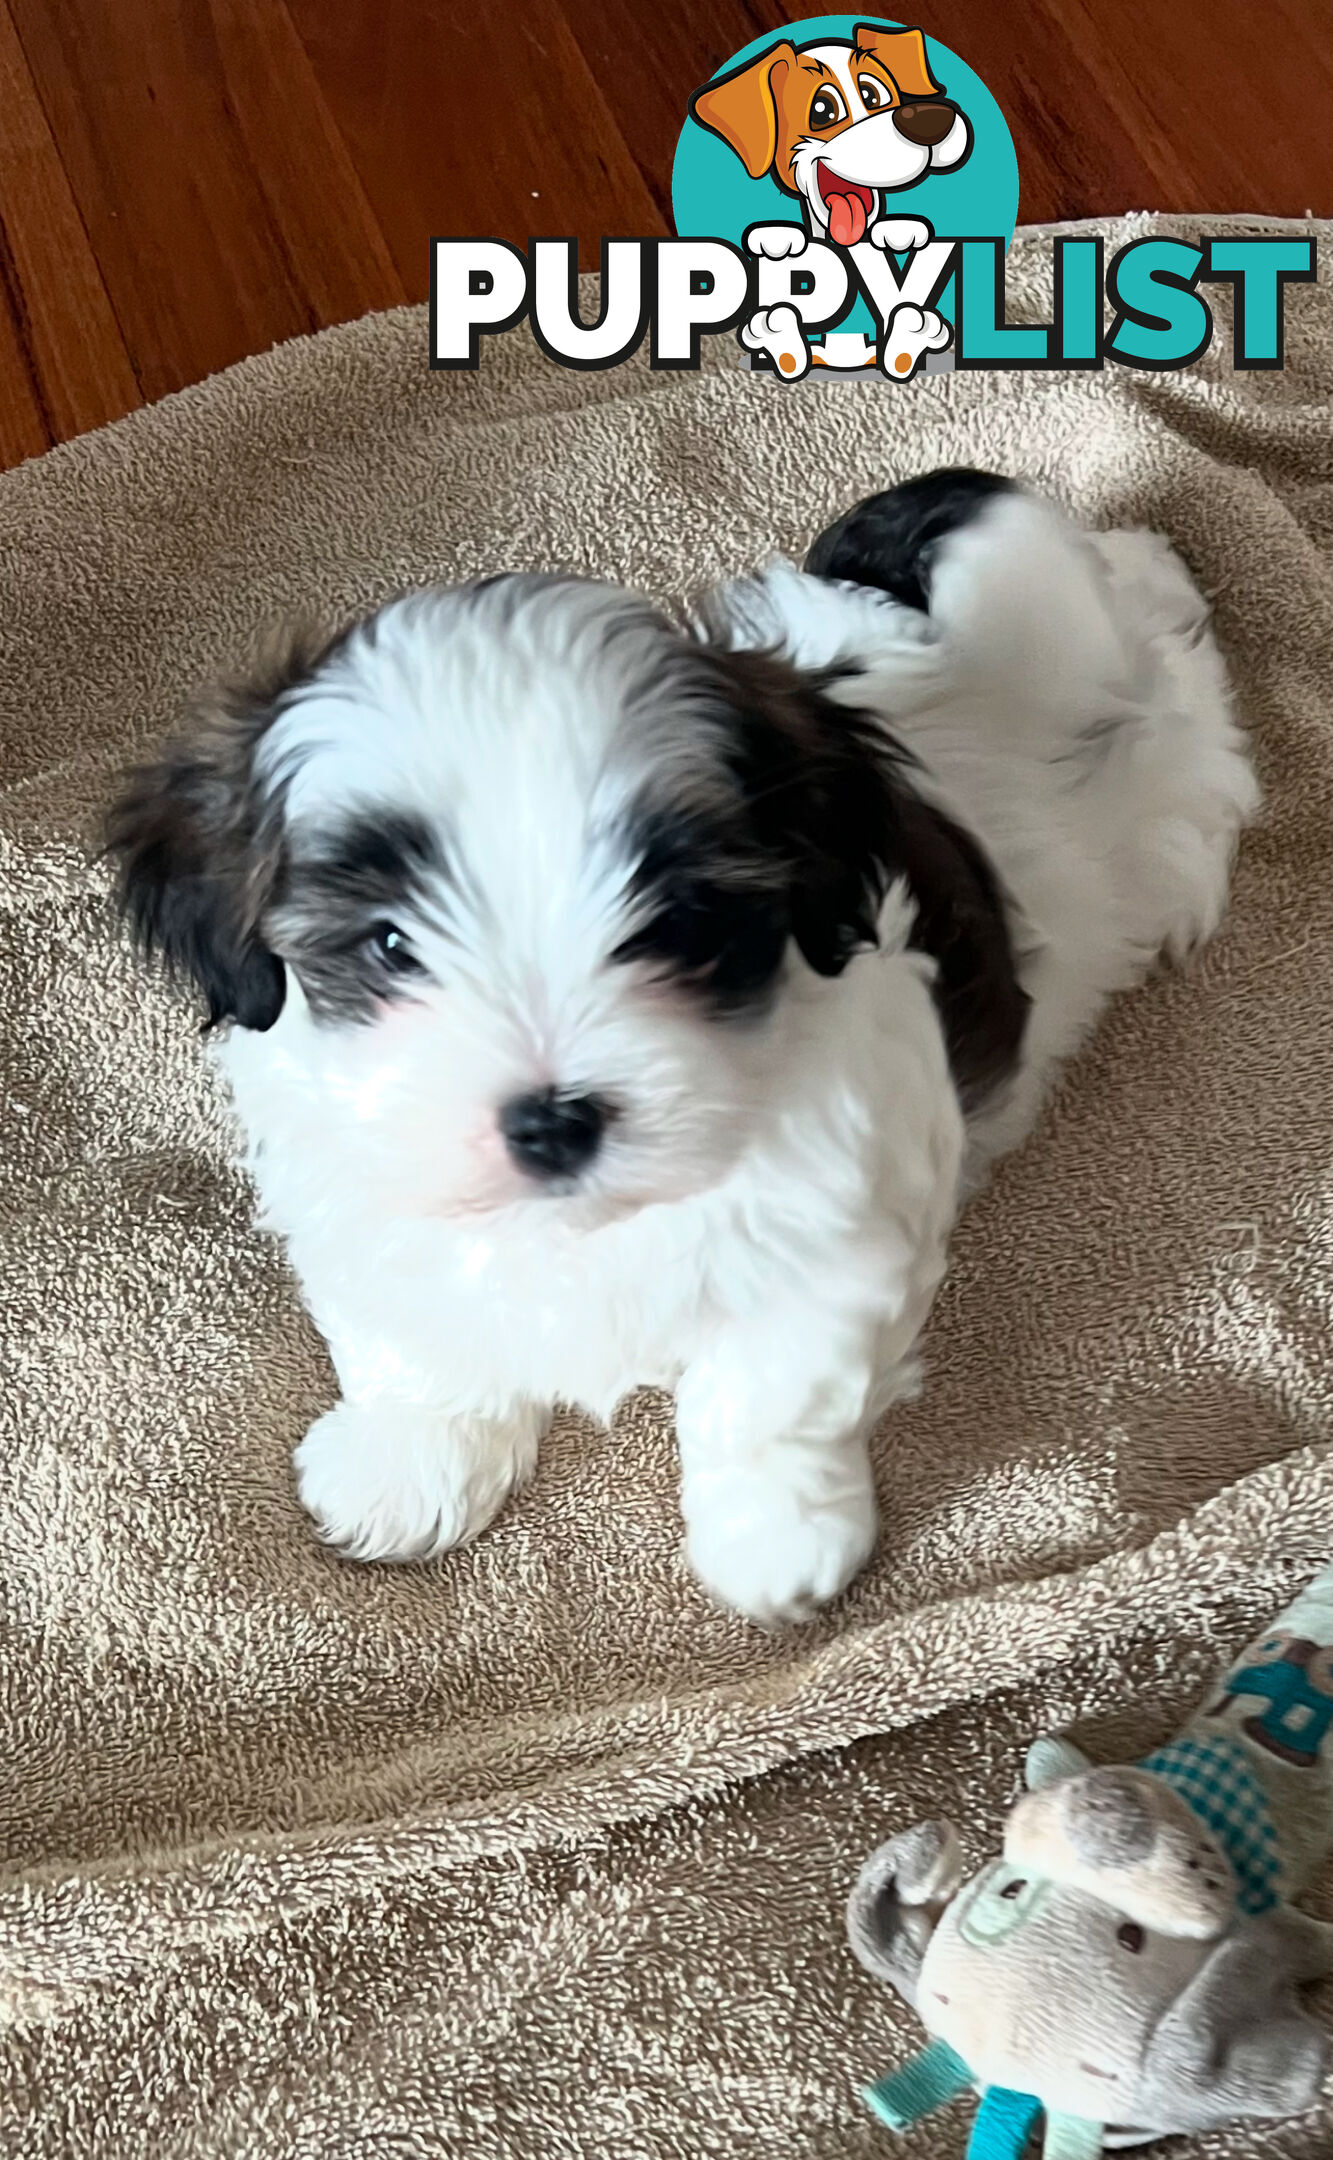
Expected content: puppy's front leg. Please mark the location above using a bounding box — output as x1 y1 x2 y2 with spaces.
294 1395 547 1562
675 1309 883 1625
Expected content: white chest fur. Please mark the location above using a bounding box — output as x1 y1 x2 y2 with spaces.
222 921 962 1427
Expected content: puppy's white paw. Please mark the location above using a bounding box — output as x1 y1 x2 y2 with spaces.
744 222 809 261
880 301 952 379
684 1468 878 1626
868 215 933 253
295 1401 542 1561
740 304 811 380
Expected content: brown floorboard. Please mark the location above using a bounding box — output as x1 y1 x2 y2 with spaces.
0 1 1326 470
0 0 139 450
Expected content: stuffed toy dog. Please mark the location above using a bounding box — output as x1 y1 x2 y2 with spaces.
848 1565 1333 2154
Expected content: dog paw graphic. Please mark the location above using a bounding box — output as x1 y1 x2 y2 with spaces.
744 222 809 261
740 304 811 380
880 300 951 379
867 215 933 254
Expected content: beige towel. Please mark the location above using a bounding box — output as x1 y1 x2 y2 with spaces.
1 214 1331 2154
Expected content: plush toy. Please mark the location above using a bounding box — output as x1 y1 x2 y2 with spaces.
848 1565 1333 2156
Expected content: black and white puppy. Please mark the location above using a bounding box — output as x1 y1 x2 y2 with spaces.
108 472 1256 1623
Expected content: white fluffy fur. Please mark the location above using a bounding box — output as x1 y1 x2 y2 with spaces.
221 493 1257 1622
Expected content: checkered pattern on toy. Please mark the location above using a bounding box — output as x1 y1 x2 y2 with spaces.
1141 1736 1283 1915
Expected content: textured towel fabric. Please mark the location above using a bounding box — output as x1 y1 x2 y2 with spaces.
1 214 1332 2154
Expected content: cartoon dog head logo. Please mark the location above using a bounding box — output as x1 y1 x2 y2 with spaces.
689 24 971 248
673 17 1016 379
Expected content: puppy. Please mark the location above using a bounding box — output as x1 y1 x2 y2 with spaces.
107 473 1257 1624
690 23 971 248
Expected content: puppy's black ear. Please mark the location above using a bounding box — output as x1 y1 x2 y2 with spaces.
105 623 335 1031
712 644 1030 1106
709 644 896 979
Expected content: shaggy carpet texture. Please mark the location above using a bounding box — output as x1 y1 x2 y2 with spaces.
1 214 1331 2154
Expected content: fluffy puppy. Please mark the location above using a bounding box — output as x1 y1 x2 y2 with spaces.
107 472 1257 1624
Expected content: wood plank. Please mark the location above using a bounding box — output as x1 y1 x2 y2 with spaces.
287 0 666 289
5 0 403 406
202 0 405 323
558 1 792 226
7 0 309 402
0 270 52 472
0 0 139 448
1048 0 1333 218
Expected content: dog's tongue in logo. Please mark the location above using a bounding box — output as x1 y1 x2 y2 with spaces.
819 168 874 247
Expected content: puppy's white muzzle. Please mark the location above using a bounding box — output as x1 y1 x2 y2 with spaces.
802 107 972 242
818 110 936 192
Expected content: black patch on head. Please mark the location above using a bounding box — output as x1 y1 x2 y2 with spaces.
615 646 906 1012
271 811 447 1022
616 640 1029 1108
804 467 1017 613
614 806 790 1011
298 813 441 899
104 620 353 1031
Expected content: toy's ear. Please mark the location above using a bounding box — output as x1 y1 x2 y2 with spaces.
1140 1910 1333 2130
689 43 796 181
1023 1736 1093 1790
1005 1767 1235 1939
847 1822 963 2005
852 25 943 100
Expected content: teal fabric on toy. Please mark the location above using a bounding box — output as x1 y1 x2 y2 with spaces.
862 2038 972 2129
1141 1735 1282 1914
863 2050 1103 2160
1040 2116 1106 2160
965 2085 1041 2158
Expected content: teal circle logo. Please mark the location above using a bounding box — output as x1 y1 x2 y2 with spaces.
671 16 1018 360
673 16 1017 248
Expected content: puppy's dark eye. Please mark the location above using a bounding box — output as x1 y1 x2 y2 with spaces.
368 921 422 975
999 1878 1026 1900
1117 1921 1145 1953
810 87 846 129
858 76 886 111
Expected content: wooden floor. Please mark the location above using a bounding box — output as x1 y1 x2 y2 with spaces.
1 0 1329 472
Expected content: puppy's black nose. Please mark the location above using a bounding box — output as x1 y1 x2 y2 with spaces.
500 1088 608 1181
893 100 957 146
